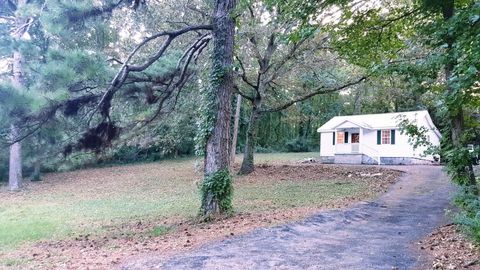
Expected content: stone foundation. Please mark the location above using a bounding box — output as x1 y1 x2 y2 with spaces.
320 154 437 165
334 154 363 164
319 156 335 164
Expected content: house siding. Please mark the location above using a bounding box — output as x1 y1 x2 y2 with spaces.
319 129 438 163
320 132 335 157
317 111 441 164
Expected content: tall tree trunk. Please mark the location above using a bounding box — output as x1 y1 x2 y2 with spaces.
442 0 477 192
9 0 27 190
353 89 362 114
230 94 242 165
9 124 22 190
201 0 236 216
31 158 41 182
239 97 261 175
304 116 311 139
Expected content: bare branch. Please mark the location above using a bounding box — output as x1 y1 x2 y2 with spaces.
233 84 254 101
106 57 124 64
186 1 209 19
261 76 367 113
90 24 212 121
0 15 15 21
265 38 309 83
235 55 257 90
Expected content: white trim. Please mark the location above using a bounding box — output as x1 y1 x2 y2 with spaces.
331 119 372 130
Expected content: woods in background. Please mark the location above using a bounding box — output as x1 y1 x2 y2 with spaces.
0 0 478 232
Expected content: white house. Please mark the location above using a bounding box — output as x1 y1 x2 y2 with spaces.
317 110 441 165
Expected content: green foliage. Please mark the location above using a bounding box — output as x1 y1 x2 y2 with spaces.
109 145 163 163
397 116 438 156
330 6 417 69
251 93 341 153
285 138 311 152
443 148 477 186
320 0 478 242
31 49 111 96
453 187 480 243
200 169 234 214
194 82 215 156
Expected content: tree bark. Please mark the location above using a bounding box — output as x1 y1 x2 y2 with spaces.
442 0 477 192
31 158 41 182
353 89 363 114
9 51 24 189
9 124 22 191
230 94 242 166
202 0 236 216
239 97 261 175
9 0 27 191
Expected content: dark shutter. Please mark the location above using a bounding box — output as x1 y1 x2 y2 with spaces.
377 130 381 145
332 132 335 145
391 130 395 144
344 132 349 143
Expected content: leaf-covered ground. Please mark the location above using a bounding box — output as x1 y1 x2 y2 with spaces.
417 224 480 270
0 153 402 269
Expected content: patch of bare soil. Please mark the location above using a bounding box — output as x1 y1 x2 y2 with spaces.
238 163 400 185
417 224 480 270
2 164 401 270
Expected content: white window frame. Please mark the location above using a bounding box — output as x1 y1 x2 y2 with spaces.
381 130 391 145
336 131 345 144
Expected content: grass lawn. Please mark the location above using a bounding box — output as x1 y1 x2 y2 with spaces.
0 151 398 268
0 153 316 250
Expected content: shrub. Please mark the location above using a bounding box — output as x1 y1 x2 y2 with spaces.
255 146 277 153
285 138 311 152
454 186 480 243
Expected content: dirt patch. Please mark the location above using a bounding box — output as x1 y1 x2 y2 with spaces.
237 163 400 184
417 224 480 269
0 164 402 270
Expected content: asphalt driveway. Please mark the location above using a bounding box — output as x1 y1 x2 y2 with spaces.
126 165 454 270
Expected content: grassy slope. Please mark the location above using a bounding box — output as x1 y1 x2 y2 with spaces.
0 152 369 251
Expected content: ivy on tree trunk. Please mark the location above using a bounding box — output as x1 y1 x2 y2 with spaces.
201 0 236 217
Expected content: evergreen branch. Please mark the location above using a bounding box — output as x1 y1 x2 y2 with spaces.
91 24 212 122
64 0 126 23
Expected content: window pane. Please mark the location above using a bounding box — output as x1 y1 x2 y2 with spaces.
351 133 359 143
381 130 390 144
336 132 344 144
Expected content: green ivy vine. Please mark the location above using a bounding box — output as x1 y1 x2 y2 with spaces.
200 169 234 216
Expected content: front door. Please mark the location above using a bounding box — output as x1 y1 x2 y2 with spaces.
351 133 360 143
351 133 360 153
